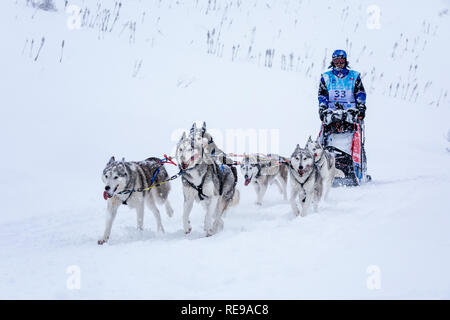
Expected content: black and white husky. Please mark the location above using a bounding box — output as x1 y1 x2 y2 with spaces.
306 136 337 200
288 145 322 217
176 123 239 236
99 156 174 244
239 154 288 205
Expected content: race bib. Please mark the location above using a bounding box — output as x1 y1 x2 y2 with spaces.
323 70 359 109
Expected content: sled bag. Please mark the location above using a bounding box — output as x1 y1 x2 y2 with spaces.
351 123 362 179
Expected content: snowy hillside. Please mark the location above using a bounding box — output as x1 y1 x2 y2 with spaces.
0 0 449 299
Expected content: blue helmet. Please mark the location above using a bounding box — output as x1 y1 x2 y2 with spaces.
329 49 349 70
332 49 347 59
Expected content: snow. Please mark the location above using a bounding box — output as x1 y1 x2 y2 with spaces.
0 0 449 299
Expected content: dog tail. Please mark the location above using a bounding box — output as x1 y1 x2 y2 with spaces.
232 188 240 206
279 159 289 181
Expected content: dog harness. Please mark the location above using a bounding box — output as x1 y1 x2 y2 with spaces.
315 150 333 171
182 170 209 201
289 163 315 188
121 164 162 205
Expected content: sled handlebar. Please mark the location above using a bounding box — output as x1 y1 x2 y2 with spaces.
324 107 359 125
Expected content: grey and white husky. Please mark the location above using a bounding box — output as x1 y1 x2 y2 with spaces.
306 136 336 200
99 156 174 244
240 154 288 205
176 123 239 236
288 145 322 217
191 121 238 184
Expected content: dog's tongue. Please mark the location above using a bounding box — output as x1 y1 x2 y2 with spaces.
244 179 251 186
298 169 304 176
103 191 109 200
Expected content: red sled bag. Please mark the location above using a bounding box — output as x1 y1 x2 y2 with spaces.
351 123 362 180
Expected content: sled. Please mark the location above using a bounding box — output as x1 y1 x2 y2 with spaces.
319 112 371 187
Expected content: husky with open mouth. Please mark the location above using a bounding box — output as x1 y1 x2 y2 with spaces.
288 145 322 217
239 154 288 205
99 156 174 244
176 123 239 236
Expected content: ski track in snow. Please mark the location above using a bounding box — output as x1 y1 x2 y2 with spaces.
0 0 449 299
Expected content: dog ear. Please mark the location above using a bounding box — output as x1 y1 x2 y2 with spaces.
180 131 186 142
202 121 207 134
308 136 313 143
108 156 115 164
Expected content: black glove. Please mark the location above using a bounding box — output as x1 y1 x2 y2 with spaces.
319 105 327 121
357 104 366 120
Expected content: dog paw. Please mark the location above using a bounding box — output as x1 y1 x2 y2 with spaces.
206 227 217 236
255 201 262 206
97 239 107 245
184 227 192 234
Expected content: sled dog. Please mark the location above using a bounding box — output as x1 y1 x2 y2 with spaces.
190 121 238 184
239 153 288 205
176 123 239 236
289 145 322 217
306 136 336 200
99 156 174 244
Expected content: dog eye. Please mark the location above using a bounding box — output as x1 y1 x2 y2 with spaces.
114 176 118 179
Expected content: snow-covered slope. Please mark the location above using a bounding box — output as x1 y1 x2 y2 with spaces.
0 0 449 299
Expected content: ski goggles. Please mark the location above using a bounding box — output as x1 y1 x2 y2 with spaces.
332 58 346 64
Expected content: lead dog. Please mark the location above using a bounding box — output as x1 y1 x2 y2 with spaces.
176 123 239 236
240 154 288 205
99 156 174 244
306 136 336 200
289 145 322 217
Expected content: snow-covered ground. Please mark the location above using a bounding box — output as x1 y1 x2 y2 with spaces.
0 0 449 299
